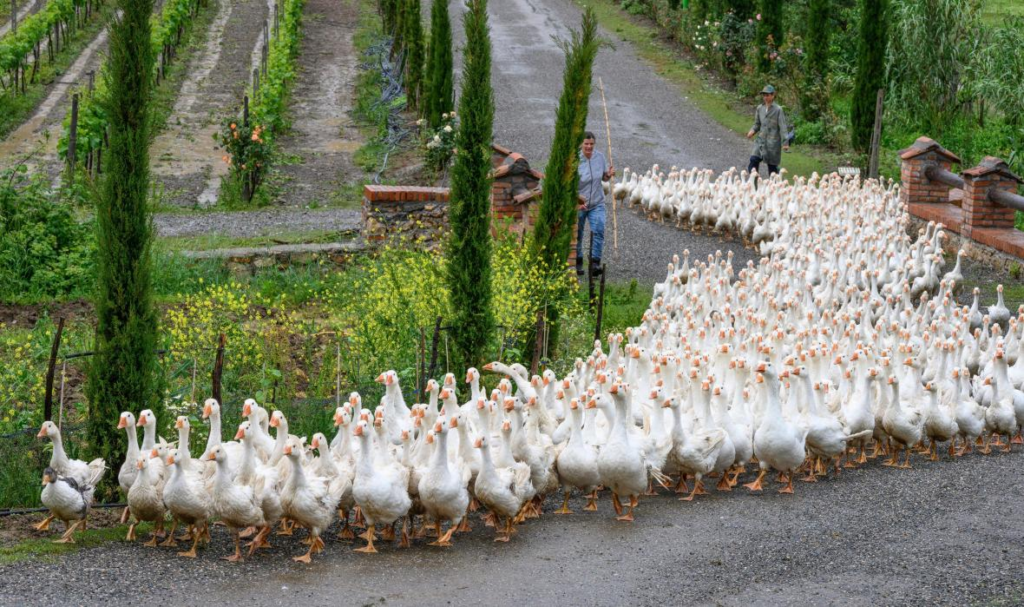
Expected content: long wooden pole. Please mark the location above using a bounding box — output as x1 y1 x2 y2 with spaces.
597 77 617 252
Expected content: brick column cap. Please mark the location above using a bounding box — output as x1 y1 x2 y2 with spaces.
897 136 962 164
963 156 1022 183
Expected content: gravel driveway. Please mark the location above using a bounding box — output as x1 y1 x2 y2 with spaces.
2 449 1022 606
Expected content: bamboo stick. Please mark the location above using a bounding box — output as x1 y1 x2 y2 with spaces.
597 77 616 252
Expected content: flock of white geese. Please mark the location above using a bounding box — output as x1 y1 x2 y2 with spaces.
33 169 1024 564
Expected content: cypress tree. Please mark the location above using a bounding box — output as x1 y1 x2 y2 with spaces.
423 0 453 127
86 0 160 500
531 8 600 272
802 0 830 120
851 0 887 152
756 0 783 72
446 0 494 367
404 0 424 107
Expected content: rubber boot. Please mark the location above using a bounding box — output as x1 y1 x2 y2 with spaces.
590 258 603 276
575 257 584 276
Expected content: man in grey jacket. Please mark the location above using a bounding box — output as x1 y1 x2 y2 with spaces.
746 84 790 177
577 131 615 276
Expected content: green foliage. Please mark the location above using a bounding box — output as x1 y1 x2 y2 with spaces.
532 8 601 270
801 0 830 121
850 0 887 153
0 0 91 75
423 0 454 128
86 0 161 501
0 168 94 302
446 0 494 368
250 0 303 136
886 0 980 136
755 0 783 72
403 0 424 107
971 17 1024 127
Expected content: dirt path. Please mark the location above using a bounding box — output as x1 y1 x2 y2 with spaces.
0 17 111 177
149 0 270 208
268 0 364 207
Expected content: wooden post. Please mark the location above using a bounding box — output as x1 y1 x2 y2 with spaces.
243 95 249 127
531 309 545 375
594 268 606 343
427 316 442 383
211 333 226 406
43 318 66 422
11 0 17 34
67 94 79 183
253 68 260 99
87 70 95 95
868 88 884 180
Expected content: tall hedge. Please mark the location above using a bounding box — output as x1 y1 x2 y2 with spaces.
851 0 887 152
531 8 600 271
756 0 783 72
802 0 830 120
423 0 453 127
86 0 161 500
446 0 494 367
404 0 424 107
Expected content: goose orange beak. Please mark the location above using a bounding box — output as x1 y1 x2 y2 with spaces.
755 362 767 373
474 438 483 448
205 451 216 461
440 389 451 399
166 456 175 466
234 427 246 440
450 417 459 429
117 416 128 429
375 373 386 383
311 437 320 449
36 426 47 438
150 449 158 458
354 425 364 437
203 403 212 418
136 415 145 427
136 460 144 469
482 363 494 371
243 403 252 417
175 418 184 429
586 399 597 410
283 445 293 455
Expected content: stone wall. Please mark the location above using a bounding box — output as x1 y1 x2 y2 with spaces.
362 185 451 247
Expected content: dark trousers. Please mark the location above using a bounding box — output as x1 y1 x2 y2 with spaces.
748 155 779 176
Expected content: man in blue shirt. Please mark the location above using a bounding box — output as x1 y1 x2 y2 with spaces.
577 131 615 276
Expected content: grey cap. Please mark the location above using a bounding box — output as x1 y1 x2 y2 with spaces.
760 84 776 95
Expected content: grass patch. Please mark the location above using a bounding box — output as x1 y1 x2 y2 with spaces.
578 0 832 178
982 0 1024 24
0 2 116 140
0 524 129 565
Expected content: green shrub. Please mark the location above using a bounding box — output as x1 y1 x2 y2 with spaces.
0 169 94 302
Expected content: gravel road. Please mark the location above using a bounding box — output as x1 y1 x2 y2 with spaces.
154 207 362 238
451 0 757 284
2 448 1022 606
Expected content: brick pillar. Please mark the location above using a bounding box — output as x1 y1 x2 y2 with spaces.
962 157 1021 239
898 136 962 207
